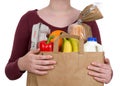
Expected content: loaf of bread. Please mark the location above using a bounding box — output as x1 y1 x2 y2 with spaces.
68 23 92 42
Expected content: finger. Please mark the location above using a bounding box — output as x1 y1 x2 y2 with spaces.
33 70 48 75
88 71 105 78
104 58 110 65
93 77 106 83
35 65 55 71
30 49 40 54
33 55 53 60
88 65 106 73
36 55 53 60
35 60 56 65
90 62 109 69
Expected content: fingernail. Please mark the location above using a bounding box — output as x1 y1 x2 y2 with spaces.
51 66 54 69
49 55 53 58
47 55 52 59
37 48 40 51
92 62 95 65
88 72 91 75
53 61 56 64
87 66 90 69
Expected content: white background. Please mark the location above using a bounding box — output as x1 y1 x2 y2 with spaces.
0 0 120 86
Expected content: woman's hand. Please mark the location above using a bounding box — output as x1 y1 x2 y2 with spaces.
87 58 113 84
18 49 56 75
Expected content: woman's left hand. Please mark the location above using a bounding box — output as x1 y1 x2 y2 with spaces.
87 58 113 84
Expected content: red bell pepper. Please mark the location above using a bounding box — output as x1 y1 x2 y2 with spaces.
38 36 54 52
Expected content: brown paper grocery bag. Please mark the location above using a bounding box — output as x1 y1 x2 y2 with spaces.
27 33 104 86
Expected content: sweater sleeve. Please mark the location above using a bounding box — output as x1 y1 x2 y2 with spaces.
85 21 102 44
5 12 31 80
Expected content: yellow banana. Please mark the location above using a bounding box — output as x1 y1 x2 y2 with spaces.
62 38 72 52
68 38 79 52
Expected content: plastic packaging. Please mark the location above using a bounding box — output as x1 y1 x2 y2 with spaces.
67 23 92 41
31 23 50 50
38 23 50 42
84 37 103 52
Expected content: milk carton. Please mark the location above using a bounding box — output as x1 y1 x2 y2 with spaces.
84 37 103 52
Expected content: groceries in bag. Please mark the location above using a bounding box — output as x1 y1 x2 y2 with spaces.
31 23 50 50
49 30 64 48
84 37 103 52
68 22 92 42
38 36 54 52
61 38 79 52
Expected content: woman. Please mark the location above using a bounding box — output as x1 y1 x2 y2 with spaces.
5 0 113 84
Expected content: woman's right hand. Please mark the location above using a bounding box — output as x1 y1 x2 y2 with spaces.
18 49 56 75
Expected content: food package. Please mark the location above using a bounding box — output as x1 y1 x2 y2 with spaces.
68 4 103 42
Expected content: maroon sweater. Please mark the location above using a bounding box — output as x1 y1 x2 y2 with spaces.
5 9 101 80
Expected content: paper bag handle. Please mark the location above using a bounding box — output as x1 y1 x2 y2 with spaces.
53 32 84 54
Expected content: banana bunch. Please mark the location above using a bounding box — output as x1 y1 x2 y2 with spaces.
61 38 79 52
